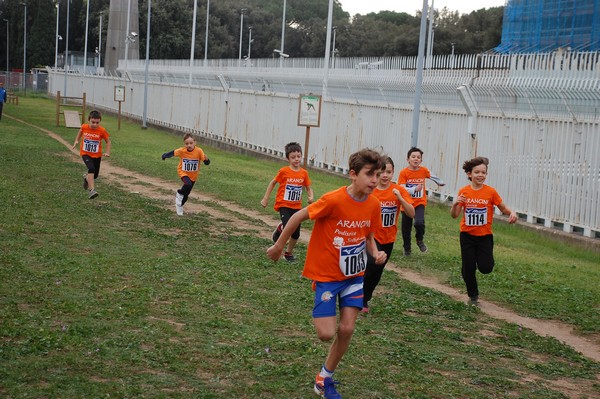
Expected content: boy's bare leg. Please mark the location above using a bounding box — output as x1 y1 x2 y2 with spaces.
87 173 95 190
314 307 359 372
286 238 298 254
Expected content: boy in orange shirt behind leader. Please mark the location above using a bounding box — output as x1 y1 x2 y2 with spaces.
450 156 517 305
71 110 111 199
267 148 388 399
161 133 210 216
398 147 445 255
261 142 314 262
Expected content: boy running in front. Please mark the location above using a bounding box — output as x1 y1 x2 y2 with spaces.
267 148 387 399
261 142 314 262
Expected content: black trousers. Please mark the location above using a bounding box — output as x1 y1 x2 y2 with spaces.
401 205 425 251
177 176 195 205
82 155 102 179
363 241 395 305
279 207 301 240
460 232 495 298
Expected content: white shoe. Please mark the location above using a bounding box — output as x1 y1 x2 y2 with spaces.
176 204 183 216
175 192 184 207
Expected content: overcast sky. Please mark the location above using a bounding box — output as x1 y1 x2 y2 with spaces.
339 0 507 16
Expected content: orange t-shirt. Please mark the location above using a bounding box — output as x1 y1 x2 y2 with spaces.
174 146 206 181
273 166 312 211
79 124 110 158
456 184 503 236
302 187 382 282
373 184 414 244
398 166 430 207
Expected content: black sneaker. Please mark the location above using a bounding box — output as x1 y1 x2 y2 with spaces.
82 174 89 190
272 223 283 243
417 241 428 253
468 296 480 306
403 249 411 256
284 252 296 262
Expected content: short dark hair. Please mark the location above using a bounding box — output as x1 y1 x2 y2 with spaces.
385 156 395 169
349 148 385 174
462 156 489 180
285 142 302 159
88 110 102 120
183 133 195 141
407 147 423 159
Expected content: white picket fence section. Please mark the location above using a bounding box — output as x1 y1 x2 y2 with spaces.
47 53 600 238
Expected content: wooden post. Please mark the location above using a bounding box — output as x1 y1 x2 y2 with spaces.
82 92 87 124
304 126 311 167
56 91 61 126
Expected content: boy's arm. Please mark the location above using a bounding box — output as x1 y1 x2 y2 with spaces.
392 188 415 218
450 195 465 219
71 129 83 150
366 233 387 265
306 185 314 204
267 208 310 261
497 202 518 224
260 179 277 208
103 137 111 157
429 174 445 186
161 150 175 160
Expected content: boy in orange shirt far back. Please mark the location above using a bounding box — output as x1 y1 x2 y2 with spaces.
261 142 314 262
398 147 445 256
267 148 387 399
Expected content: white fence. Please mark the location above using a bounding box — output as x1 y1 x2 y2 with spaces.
47 53 600 238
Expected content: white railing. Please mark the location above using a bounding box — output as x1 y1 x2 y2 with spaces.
47 52 600 238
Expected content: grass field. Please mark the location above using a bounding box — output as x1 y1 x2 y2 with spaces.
1 96 599 398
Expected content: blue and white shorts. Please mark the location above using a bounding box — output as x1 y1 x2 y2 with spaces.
312 276 364 318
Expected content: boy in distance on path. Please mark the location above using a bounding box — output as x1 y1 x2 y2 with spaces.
398 147 445 255
162 133 210 216
267 148 387 399
261 142 314 262
71 110 111 199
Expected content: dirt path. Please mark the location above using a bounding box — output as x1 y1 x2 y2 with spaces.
23 118 600 364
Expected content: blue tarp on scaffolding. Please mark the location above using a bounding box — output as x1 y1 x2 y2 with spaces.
494 0 600 53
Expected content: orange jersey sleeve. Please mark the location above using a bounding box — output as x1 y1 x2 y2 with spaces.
79 124 110 158
174 146 206 181
373 184 414 244
457 184 503 236
273 167 312 210
302 187 382 282
398 166 430 207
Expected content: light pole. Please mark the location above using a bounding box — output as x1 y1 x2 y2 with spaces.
279 0 286 67
451 42 455 69
63 0 70 99
238 8 246 67
98 12 103 69
331 26 336 68
189 0 198 86
54 1 60 69
247 26 253 64
20 2 26 91
83 0 90 74
3 19 8 78
143 0 152 129
124 0 132 75
203 0 210 67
